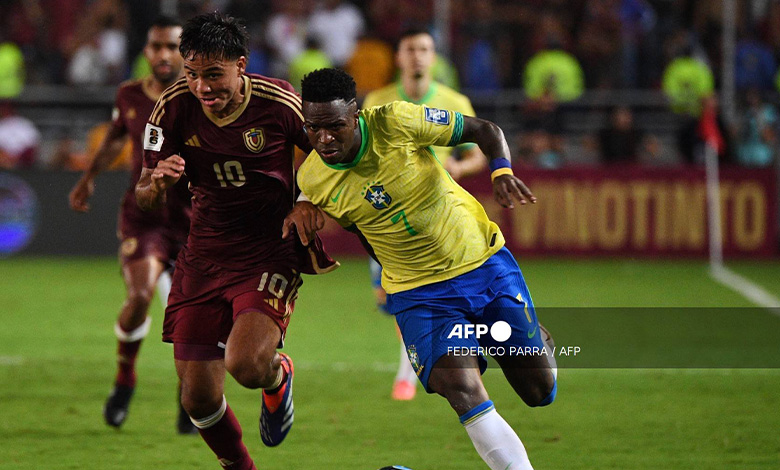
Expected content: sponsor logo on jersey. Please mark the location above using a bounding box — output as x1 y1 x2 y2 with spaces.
127 108 136 120
185 134 201 147
243 128 265 153
363 183 392 210
424 107 450 125
143 123 164 151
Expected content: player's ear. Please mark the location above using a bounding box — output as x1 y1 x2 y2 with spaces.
236 56 247 75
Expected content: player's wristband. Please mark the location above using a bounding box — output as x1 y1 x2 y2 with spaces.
296 191 311 202
489 158 513 181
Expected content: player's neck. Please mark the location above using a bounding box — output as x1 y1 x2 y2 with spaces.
401 75 432 102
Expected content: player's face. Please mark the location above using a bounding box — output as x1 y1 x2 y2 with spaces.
184 54 247 117
144 26 183 84
396 33 436 80
302 99 360 165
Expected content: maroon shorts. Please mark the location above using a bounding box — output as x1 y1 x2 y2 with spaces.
163 249 303 361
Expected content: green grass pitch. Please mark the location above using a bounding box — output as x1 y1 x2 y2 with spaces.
1 257 779 469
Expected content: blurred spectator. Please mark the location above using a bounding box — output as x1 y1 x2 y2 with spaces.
734 31 777 92
307 0 365 67
0 102 40 169
736 88 777 167
288 36 332 92
575 0 622 89
618 0 657 88
517 89 564 168
266 1 311 79
662 55 714 116
598 106 657 164
0 41 25 98
346 36 394 99
65 0 128 85
523 50 584 102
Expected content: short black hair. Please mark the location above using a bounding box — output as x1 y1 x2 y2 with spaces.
301 68 357 103
180 12 248 61
150 15 182 30
396 26 434 51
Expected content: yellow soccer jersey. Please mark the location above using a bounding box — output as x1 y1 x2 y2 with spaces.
297 101 504 294
362 81 477 160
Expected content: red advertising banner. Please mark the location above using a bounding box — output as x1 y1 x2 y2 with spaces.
316 166 778 258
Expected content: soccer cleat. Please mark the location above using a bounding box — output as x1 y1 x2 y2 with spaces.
391 379 416 401
103 384 134 428
176 401 198 435
259 353 294 446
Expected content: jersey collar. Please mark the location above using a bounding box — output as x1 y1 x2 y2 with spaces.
322 115 369 170
396 80 437 104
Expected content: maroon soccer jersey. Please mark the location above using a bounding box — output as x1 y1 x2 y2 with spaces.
143 74 333 272
113 77 191 238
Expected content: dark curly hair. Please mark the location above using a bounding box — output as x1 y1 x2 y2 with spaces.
179 12 248 61
301 68 357 103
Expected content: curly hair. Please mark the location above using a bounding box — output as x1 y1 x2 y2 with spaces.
301 68 357 103
180 12 248 61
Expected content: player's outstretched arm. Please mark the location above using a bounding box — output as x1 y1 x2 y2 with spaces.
135 155 185 211
282 200 326 246
68 126 128 212
460 116 536 209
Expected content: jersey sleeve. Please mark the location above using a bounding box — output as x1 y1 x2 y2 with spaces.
109 87 129 136
452 95 477 151
388 101 464 150
142 97 181 169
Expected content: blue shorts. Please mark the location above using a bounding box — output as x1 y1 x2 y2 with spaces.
386 247 543 393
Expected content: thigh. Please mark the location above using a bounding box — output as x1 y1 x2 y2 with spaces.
394 302 488 394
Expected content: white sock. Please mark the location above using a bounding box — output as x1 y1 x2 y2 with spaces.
395 338 418 385
157 269 172 309
461 402 534 470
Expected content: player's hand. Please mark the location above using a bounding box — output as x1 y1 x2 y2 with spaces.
282 201 326 246
493 174 536 209
151 155 185 192
69 177 95 212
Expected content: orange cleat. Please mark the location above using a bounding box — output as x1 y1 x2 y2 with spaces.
391 379 416 401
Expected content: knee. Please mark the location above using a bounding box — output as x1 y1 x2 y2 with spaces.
180 382 222 418
125 288 154 315
432 376 486 415
226 354 276 389
524 376 557 408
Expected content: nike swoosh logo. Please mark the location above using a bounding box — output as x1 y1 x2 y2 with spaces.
331 185 345 203
527 326 538 339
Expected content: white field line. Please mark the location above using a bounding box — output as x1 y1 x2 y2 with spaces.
0 356 24 366
710 263 780 316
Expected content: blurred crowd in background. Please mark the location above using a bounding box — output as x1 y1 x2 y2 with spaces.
1 0 779 172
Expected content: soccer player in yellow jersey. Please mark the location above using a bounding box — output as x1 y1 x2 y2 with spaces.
287 68 557 470
363 27 487 400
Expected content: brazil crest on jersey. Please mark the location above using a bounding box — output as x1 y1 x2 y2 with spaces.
297 101 504 294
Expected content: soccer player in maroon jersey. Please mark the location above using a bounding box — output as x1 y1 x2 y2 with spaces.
135 13 336 470
68 16 196 434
